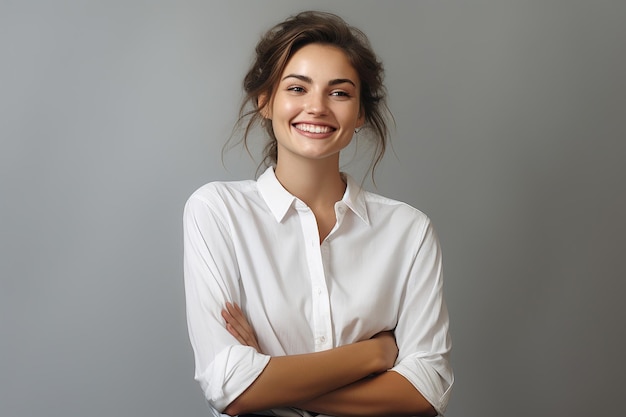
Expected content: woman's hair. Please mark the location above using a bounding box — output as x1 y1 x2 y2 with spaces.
231 10 392 176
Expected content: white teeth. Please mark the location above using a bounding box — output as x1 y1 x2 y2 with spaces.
295 123 333 133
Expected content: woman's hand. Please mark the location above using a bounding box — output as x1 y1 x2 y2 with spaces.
371 330 398 372
221 302 262 353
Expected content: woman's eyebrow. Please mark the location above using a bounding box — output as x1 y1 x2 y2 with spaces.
281 74 356 87
328 78 356 87
282 74 312 83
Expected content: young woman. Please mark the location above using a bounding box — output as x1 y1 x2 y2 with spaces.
184 11 453 417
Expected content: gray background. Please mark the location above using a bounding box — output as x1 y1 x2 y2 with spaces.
1 1 625 416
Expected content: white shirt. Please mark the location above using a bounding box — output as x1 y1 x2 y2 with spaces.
183 167 453 416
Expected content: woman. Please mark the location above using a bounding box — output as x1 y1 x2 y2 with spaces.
184 11 453 417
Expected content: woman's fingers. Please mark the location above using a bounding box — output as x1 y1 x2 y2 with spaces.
221 307 244 342
225 302 253 339
221 302 261 352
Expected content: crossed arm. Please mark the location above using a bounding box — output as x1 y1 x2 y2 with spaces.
221 303 438 417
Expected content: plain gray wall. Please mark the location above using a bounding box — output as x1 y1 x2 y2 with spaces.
1 1 625 416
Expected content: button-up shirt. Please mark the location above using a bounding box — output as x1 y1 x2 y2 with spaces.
183 167 453 416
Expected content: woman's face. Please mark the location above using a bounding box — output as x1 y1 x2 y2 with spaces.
266 43 364 167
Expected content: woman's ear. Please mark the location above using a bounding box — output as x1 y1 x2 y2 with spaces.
258 94 272 119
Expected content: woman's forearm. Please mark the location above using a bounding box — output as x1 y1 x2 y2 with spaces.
297 371 437 417
223 336 396 416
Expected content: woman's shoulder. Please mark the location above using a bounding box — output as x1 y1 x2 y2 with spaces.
187 178 257 203
361 189 430 222
360 191 439 251
184 178 261 220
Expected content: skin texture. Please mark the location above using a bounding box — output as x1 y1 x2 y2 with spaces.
268 43 365 241
221 301 398 415
268 43 364 166
222 303 436 417
220 44 437 417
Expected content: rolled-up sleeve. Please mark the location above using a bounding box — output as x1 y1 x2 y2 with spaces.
391 220 453 416
183 190 270 412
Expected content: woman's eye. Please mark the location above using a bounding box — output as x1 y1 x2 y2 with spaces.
287 86 305 93
331 91 350 97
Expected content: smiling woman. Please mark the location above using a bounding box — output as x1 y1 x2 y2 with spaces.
268 43 366 241
270 44 364 209
183 11 453 417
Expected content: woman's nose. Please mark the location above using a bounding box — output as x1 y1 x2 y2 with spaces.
305 92 328 115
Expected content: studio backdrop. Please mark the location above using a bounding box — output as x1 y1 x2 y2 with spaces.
1 1 625 416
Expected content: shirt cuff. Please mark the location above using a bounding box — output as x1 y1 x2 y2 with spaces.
390 355 454 416
197 344 271 412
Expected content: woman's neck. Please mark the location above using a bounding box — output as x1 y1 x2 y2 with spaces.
274 157 346 211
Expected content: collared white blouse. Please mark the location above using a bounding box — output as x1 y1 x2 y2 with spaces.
183 167 453 416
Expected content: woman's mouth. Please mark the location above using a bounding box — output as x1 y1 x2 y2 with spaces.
293 123 336 134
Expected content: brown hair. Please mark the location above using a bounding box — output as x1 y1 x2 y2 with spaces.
230 11 392 176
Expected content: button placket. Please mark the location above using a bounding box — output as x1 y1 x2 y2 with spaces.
296 202 333 352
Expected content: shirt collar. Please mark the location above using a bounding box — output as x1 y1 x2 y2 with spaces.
257 167 296 222
342 173 370 225
257 166 370 225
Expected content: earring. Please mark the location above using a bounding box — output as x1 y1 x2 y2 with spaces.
354 128 361 134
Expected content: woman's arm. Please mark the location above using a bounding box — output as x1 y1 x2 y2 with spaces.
223 335 397 415
223 303 434 417
298 371 437 417
221 303 398 416
185 194 398 414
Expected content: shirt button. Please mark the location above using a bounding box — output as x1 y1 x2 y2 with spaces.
320 336 326 343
